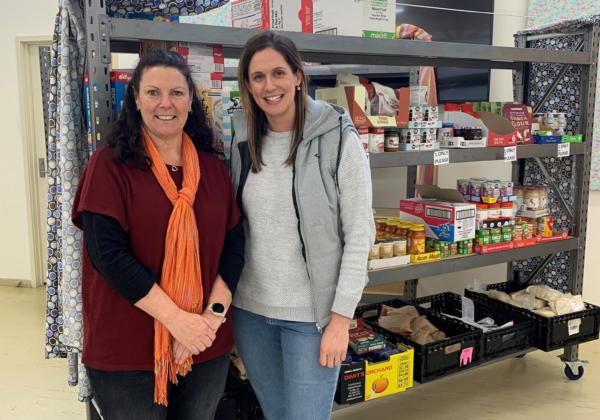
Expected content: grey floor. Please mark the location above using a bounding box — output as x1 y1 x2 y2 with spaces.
2 286 599 420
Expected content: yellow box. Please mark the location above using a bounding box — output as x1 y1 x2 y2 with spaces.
410 251 441 264
364 344 414 400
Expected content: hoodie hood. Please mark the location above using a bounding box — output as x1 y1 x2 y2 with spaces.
303 95 356 141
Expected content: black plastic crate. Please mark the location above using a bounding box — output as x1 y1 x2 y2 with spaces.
415 292 534 361
355 299 481 383
465 283 600 352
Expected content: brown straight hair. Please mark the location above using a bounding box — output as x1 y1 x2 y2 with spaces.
238 31 309 173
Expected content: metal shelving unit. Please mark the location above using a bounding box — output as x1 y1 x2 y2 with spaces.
81 1 598 416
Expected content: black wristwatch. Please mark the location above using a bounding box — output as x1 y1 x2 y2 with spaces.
207 302 227 323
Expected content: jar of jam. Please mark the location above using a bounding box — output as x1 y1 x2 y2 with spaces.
409 224 426 255
384 219 396 240
488 203 501 219
501 202 514 219
375 218 387 241
397 222 410 240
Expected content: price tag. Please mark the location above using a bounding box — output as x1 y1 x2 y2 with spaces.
433 149 450 166
504 146 517 162
568 318 581 336
557 143 571 158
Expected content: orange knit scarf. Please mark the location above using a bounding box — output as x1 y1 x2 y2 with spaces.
142 128 203 406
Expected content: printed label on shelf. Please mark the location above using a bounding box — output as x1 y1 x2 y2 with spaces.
557 143 571 158
433 149 450 166
504 146 517 162
568 318 581 336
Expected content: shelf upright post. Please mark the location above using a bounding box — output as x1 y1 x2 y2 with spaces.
564 24 600 364
84 0 113 150
510 34 529 285
82 5 112 419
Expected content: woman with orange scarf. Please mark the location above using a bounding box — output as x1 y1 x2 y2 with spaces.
72 50 244 419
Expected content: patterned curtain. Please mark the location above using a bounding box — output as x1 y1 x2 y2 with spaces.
44 0 89 401
528 1 600 189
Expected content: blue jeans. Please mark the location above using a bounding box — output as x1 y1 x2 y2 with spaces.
232 306 340 420
86 353 229 420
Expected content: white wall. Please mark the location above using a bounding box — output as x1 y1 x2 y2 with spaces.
583 193 600 301
0 1 56 283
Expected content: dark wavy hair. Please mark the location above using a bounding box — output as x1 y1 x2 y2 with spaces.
107 49 216 168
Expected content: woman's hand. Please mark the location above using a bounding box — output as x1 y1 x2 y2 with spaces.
173 339 194 365
165 309 217 354
319 312 351 368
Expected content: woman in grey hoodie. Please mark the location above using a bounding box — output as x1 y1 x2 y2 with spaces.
230 31 375 420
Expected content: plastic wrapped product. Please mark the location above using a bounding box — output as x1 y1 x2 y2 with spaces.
534 307 556 317
378 314 413 336
380 304 420 318
526 285 565 302
487 290 513 304
510 290 545 310
548 295 586 315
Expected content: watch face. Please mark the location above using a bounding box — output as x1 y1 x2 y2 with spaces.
211 303 225 314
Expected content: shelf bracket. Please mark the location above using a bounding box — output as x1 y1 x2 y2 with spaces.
533 157 574 220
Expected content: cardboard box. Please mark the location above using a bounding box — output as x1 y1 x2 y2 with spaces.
398 142 441 151
503 104 533 144
440 138 487 148
315 85 397 128
110 71 133 114
395 88 410 127
410 251 441 264
336 344 414 404
179 2 232 26
400 185 476 242
367 255 410 270
232 0 270 29
313 0 395 38
270 0 313 32
443 111 517 147
230 0 313 31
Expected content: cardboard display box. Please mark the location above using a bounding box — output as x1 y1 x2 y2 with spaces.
400 185 477 242
443 111 517 147
313 0 395 38
315 85 397 128
336 344 414 404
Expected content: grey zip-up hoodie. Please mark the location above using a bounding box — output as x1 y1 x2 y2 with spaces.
231 96 375 330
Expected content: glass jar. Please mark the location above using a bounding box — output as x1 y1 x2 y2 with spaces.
539 187 549 210
501 202 513 219
488 203 501 219
368 243 381 260
384 219 396 240
397 222 410 240
380 242 394 259
375 218 387 242
393 239 407 256
525 186 541 211
409 225 426 255
476 203 489 225
384 131 400 152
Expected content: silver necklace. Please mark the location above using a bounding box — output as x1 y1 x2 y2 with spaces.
170 165 178 172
